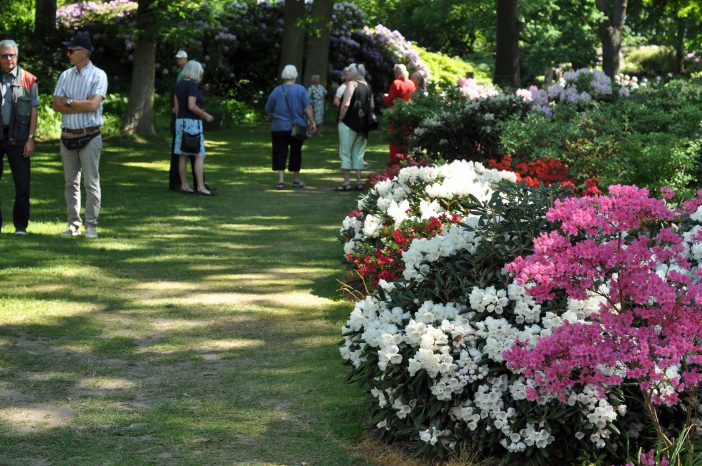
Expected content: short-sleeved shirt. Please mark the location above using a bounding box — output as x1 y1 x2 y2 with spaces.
264 83 310 132
53 62 108 129
1 67 39 126
175 79 204 120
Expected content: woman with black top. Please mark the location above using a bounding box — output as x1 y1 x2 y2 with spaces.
336 63 372 191
174 60 215 196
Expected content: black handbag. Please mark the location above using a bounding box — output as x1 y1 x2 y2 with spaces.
367 110 379 131
180 121 201 153
61 131 100 151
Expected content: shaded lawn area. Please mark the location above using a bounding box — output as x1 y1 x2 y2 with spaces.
0 124 389 464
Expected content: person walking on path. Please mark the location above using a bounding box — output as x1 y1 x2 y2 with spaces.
307 74 327 135
52 34 108 239
383 64 415 164
264 64 316 190
0 39 38 236
337 63 372 191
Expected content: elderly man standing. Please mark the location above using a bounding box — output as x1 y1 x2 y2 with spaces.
52 34 108 239
0 39 38 236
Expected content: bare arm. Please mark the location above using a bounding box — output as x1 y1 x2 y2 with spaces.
187 96 214 123
52 94 103 114
338 82 356 120
23 106 38 158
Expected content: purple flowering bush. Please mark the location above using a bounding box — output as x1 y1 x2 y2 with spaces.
53 0 430 109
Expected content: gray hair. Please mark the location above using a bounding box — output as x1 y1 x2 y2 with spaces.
0 40 18 53
182 60 204 82
346 63 366 80
394 64 408 79
281 64 298 80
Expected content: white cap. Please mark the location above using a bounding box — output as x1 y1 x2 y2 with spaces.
175 50 188 58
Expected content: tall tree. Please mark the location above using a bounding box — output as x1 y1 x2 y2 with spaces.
123 0 157 136
303 0 334 86
595 0 628 77
494 0 520 86
34 0 57 37
279 0 306 77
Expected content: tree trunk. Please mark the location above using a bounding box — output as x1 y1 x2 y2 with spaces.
123 0 157 136
494 0 520 87
595 0 628 77
279 0 306 79
35 0 57 37
303 0 333 87
674 16 686 74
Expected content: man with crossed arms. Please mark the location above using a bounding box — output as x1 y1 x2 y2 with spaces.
52 34 108 239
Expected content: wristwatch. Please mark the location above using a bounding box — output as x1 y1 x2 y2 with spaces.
66 98 73 107
28 134 35 140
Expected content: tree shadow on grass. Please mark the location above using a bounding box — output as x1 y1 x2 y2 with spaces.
0 125 372 464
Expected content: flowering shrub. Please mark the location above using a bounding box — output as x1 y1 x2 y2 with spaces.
407 91 533 163
488 155 603 196
56 0 137 28
339 160 517 278
515 68 640 116
457 77 499 100
501 78 702 197
340 180 702 463
340 179 599 463
505 185 702 459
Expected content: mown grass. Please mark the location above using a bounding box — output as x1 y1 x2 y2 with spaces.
0 123 392 465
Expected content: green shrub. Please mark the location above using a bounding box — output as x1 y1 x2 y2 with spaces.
416 47 492 89
621 45 677 76
499 78 702 194
408 90 532 163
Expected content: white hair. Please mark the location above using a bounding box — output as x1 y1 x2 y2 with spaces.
394 64 408 79
281 64 298 80
182 60 204 82
0 40 18 53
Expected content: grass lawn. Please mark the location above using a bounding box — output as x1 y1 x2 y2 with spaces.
0 124 390 465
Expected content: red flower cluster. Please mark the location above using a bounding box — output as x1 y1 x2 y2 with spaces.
489 155 602 196
346 214 462 286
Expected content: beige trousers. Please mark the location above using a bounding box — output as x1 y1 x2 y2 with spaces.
60 134 103 229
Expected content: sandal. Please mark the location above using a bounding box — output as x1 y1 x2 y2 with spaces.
274 183 285 190
335 184 352 191
354 183 365 191
292 181 306 188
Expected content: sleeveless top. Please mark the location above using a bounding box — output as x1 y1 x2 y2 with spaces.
342 81 371 135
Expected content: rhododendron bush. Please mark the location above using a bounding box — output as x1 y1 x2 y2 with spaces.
339 173 702 463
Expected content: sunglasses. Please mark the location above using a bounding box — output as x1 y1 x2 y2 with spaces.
0 54 16 59
67 48 85 55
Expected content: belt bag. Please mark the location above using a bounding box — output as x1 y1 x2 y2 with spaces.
61 131 100 151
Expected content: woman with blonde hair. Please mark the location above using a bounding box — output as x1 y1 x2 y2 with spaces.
173 60 215 195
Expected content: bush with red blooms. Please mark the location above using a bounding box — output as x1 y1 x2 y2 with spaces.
489 155 602 196
345 214 463 286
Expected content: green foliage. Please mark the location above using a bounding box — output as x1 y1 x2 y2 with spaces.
416 47 493 89
621 46 677 75
500 78 702 196
520 0 601 79
354 0 495 55
399 89 532 163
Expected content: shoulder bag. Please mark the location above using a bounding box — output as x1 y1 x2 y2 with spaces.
281 86 308 142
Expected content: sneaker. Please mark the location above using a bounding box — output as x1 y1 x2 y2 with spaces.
60 226 81 237
14 230 27 236
85 225 98 239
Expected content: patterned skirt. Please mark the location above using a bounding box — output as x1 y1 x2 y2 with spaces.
174 118 205 157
